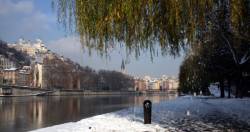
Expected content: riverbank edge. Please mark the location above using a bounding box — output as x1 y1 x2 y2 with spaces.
0 86 177 97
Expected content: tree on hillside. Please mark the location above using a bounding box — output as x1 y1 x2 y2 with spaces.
79 66 99 90
0 40 30 67
98 70 134 91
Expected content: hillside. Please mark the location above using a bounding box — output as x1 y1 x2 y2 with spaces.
0 40 30 67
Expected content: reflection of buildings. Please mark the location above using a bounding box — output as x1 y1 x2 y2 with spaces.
0 97 82 131
31 101 44 128
0 96 180 132
0 99 16 125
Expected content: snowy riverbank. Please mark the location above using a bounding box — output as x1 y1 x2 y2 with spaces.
31 96 250 132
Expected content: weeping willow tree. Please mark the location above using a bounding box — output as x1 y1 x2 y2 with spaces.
52 0 249 58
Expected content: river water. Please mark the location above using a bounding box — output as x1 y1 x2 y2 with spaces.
0 94 176 132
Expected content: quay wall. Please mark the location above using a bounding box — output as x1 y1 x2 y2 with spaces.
0 85 177 96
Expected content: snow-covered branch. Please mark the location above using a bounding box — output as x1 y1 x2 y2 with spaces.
220 33 239 65
239 50 250 65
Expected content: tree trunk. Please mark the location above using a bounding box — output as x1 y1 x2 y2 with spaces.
236 74 242 98
220 80 225 98
221 0 232 33
228 78 231 98
236 81 239 98
240 78 245 98
202 87 209 96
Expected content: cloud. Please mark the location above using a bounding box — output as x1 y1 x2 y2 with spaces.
47 36 97 68
47 36 124 71
0 0 62 42
21 12 50 32
48 36 83 58
47 36 184 77
0 0 34 15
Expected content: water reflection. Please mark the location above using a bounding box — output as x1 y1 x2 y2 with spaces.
0 95 175 132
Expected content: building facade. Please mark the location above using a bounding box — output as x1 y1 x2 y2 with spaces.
0 70 3 85
134 78 147 91
0 55 17 69
134 75 179 91
17 66 33 86
8 38 48 58
2 68 18 85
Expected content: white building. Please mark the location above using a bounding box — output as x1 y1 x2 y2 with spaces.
33 39 48 53
137 75 179 91
0 55 17 69
148 80 160 90
33 63 44 88
8 38 48 58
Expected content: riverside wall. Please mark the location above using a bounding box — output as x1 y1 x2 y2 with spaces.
0 85 177 96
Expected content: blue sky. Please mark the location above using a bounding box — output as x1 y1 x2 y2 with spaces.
0 0 184 78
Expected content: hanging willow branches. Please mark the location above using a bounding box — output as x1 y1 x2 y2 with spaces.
52 0 248 57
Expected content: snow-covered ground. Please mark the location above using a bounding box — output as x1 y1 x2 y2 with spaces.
31 114 164 132
208 83 235 97
31 96 250 132
208 84 221 97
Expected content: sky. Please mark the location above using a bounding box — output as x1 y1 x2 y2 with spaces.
0 0 184 78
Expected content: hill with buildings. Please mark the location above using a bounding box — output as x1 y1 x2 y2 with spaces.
0 40 30 69
0 39 134 91
1 38 178 93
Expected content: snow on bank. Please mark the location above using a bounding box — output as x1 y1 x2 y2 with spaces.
208 83 235 97
31 96 250 132
31 113 164 132
208 84 221 97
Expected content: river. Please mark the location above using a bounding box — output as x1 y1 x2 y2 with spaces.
0 94 176 132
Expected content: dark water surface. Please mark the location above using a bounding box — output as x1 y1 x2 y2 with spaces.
0 94 175 132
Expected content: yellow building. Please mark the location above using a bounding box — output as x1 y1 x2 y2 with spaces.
134 79 147 91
